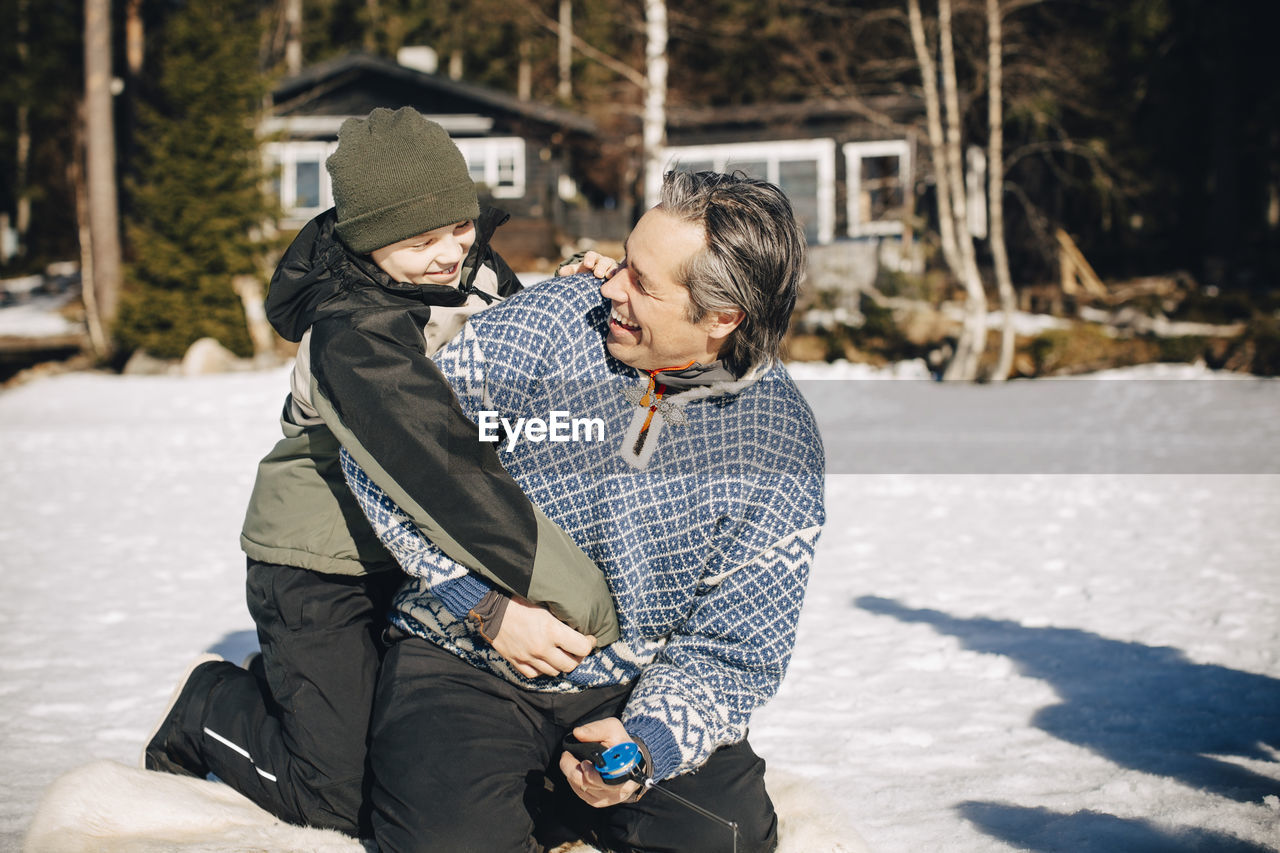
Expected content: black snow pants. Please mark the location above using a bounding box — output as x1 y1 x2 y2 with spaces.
183 559 401 836
368 632 779 853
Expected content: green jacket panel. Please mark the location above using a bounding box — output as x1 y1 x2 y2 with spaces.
240 415 397 575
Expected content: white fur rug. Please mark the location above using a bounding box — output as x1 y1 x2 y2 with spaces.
24 760 870 853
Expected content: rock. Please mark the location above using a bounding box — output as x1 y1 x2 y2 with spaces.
897 303 954 346
180 337 242 376
121 349 174 376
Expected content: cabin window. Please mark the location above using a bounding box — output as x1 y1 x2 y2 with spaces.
663 139 837 244
267 136 528 217
295 161 321 210
265 141 338 219
844 140 911 236
456 137 526 199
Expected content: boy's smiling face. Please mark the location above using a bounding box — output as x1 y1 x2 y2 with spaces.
370 220 476 286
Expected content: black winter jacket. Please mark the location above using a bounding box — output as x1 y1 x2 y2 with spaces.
241 208 619 644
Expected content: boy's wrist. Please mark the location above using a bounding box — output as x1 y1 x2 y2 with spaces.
466 589 510 644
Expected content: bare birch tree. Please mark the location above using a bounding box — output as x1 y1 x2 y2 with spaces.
84 0 122 348
908 0 987 380
515 0 664 211
986 0 1017 381
642 0 668 210
907 0 961 277
937 0 987 380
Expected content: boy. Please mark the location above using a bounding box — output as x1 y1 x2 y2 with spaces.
142 107 616 836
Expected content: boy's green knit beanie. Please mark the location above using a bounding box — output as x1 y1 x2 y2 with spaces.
325 107 479 254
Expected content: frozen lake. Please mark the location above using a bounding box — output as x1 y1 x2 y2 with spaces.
2 362 1277 851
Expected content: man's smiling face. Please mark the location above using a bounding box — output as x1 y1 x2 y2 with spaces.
598 207 734 373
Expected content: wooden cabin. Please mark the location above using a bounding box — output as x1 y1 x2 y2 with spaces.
663 99 924 302
264 51 606 266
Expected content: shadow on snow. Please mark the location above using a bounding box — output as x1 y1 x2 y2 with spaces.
957 802 1277 853
207 629 260 667
855 596 1280 847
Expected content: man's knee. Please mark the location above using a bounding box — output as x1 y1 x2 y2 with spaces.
643 740 777 853
651 797 776 853
735 806 780 853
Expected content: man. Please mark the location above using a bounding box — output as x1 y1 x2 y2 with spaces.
347 170 825 853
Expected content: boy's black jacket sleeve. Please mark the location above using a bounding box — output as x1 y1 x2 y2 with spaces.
308 308 619 645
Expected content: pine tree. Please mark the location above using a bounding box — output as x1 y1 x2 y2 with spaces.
116 0 278 359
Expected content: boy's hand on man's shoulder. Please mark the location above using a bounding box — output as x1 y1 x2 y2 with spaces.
557 251 620 280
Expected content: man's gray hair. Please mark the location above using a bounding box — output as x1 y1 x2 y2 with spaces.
660 169 807 374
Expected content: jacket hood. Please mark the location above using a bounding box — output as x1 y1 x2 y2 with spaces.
265 206 511 343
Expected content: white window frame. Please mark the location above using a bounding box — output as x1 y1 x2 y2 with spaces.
265 140 339 220
843 140 911 237
456 137 526 200
660 139 837 244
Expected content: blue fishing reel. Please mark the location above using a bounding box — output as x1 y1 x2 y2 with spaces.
562 733 740 852
562 735 644 785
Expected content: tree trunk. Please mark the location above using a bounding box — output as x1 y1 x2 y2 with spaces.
84 0 122 346
938 0 987 381
16 0 31 255
121 0 143 181
1205 7 1237 290
518 39 532 101
125 0 143 75
642 0 668 210
233 275 277 362
71 104 109 356
16 113 31 260
558 0 572 101
365 0 383 53
285 0 302 75
906 0 961 278
987 0 1016 381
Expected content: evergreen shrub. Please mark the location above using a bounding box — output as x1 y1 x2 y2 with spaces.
115 0 278 360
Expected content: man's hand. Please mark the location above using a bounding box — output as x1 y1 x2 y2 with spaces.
491 596 595 679
559 718 643 808
557 251 620 280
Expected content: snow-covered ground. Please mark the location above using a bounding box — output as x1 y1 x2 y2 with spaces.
1 362 1278 852
0 270 82 339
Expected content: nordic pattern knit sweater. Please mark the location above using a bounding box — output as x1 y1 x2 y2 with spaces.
342 273 825 781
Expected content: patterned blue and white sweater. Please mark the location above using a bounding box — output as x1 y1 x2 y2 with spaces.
342 273 825 781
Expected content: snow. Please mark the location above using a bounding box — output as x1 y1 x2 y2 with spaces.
0 271 82 339
984 309 1074 336
0 296 82 339
786 358 934 380
935 305 1074 337
2 363 1278 852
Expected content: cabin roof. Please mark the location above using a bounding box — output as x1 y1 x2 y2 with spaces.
271 52 597 136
